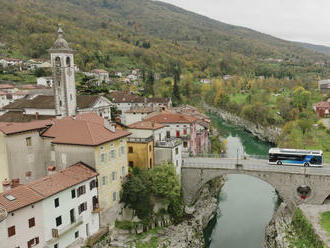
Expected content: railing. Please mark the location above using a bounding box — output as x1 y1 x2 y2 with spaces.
51 216 83 240
187 153 268 160
127 136 153 143
92 203 102 214
155 138 182 148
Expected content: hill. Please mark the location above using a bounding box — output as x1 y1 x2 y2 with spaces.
295 42 330 56
0 0 329 78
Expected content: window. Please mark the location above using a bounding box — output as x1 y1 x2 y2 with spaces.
166 131 171 138
59 100 62 107
54 244 58 248
120 146 125 155
70 209 75 224
56 216 62 227
149 145 152 152
176 131 180 137
8 226 15 237
26 137 32 146
121 166 126 177
77 185 86 197
175 147 179 155
128 146 133 153
27 237 39 248
28 217 35 228
71 189 76 198
78 202 87 214
183 142 188 148
110 150 116 159
100 153 106 163
102 176 108 186
183 129 187 135
112 192 117 201
90 179 97 190
75 231 79 239
54 198 59 208
129 161 134 168
66 57 71 67
111 172 117 181
176 160 179 167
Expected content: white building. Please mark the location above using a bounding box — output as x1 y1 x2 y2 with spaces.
91 69 110 84
37 77 54 87
121 107 154 125
0 162 100 248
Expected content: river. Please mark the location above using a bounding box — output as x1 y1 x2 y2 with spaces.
205 116 279 248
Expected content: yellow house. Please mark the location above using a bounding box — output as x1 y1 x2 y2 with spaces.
127 136 154 169
40 113 130 226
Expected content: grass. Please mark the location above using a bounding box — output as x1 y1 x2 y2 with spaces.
320 211 330 236
0 71 37 84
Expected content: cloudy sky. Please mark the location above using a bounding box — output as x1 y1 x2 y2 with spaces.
160 0 330 46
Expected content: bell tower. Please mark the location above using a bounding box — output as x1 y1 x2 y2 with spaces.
49 24 77 117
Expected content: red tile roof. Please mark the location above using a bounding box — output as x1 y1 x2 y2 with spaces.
145 111 197 124
0 163 98 212
315 101 330 108
0 84 14 89
128 120 166 130
27 162 98 198
0 120 51 135
41 117 130 146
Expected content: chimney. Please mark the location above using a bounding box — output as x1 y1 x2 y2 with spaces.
2 179 11 191
11 179 20 188
25 171 32 182
47 165 56 176
35 112 39 120
110 124 116 132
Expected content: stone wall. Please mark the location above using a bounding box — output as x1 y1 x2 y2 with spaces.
204 104 281 143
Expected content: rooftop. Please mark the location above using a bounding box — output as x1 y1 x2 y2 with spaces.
2 95 100 110
0 163 97 213
145 111 197 124
128 120 166 130
41 113 130 146
0 119 51 135
126 107 154 114
0 111 54 123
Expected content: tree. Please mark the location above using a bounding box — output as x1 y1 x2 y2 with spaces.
291 87 311 112
172 64 182 106
144 70 154 96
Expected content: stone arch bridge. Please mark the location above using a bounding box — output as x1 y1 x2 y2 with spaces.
182 157 330 206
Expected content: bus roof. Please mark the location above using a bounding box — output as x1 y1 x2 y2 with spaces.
269 148 323 155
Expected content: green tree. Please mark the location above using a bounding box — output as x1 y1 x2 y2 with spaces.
292 87 311 112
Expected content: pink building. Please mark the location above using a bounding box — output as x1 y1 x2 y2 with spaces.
145 111 209 155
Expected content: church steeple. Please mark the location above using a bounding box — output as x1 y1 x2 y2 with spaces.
49 24 77 117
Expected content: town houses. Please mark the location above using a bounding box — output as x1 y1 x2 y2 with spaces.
0 26 210 247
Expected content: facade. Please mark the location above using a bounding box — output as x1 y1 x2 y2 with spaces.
37 77 54 87
91 69 110 84
0 163 99 248
319 80 330 94
127 136 154 170
315 100 330 118
154 138 183 176
121 107 153 125
2 95 112 121
145 111 199 155
49 26 77 117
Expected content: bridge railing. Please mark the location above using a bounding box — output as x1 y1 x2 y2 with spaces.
187 153 268 160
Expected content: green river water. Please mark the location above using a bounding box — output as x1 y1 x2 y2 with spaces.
205 115 279 248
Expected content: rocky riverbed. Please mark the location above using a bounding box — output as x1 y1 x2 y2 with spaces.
204 104 281 144
93 178 223 248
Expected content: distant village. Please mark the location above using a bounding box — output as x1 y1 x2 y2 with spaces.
0 27 210 248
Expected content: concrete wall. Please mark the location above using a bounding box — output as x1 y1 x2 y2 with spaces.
54 144 96 170
0 201 44 248
155 144 182 176
123 113 148 125
5 130 50 185
42 178 99 248
0 132 9 192
24 108 56 116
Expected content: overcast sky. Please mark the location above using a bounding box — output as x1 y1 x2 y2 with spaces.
160 0 330 47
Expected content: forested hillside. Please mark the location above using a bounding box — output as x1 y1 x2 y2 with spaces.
0 0 330 78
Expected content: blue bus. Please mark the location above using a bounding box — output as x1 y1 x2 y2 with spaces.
268 148 323 167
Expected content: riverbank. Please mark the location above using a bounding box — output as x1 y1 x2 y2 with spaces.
204 104 281 144
92 177 224 248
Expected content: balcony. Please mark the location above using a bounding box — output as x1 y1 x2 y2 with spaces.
92 203 103 214
127 136 153 143
48 216 83 243
155 138 182 148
